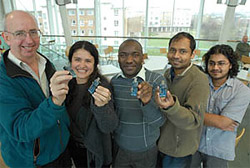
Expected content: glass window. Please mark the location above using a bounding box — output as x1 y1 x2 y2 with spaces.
72 20 76 26
114 40 119 45
114 9 119 16
42 13 46 19
88 20 93 26
13 0 250 57
89 29 94 35
114 20 119 27
233 0 250 41
80 20 85 26
38 12 42 18
68 10 75 16
80 10 85 15
72 30 76 35
87 10 94 15
81 30 85 35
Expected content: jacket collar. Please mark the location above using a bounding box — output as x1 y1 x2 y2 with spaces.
2 49 55 80
168 63 193 81
208 75 234 89
115 66 146 81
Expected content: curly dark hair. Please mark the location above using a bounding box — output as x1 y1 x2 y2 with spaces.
204 44 239 78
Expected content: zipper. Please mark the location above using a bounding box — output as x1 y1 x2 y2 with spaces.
33 138 40 166
57 120 64 152
32 120 63 166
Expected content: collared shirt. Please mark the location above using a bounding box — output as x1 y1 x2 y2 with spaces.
116 65 146 81
8 51 49 97
170 63 193 81
198 76 250 161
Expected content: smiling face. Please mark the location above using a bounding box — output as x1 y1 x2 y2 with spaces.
71 49 95 84
167 37 195 75
208 53 232 83
118 41 144 78
3 11 40 62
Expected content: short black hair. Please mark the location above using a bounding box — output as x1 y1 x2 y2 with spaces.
119 39 143 54
169 32 196 53
204 44 239 78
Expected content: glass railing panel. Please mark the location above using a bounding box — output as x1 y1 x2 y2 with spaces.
38 35 241 70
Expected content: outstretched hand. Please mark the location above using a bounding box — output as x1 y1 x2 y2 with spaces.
92 86 112 107
137 82 152 105
155 87 175 109
50 71 72 106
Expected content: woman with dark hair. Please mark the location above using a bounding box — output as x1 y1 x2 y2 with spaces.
65 40 118 167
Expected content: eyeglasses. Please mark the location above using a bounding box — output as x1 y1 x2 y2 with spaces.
208 61 230 67
5 29 42 40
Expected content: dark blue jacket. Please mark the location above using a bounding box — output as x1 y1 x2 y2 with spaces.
0 50 70 167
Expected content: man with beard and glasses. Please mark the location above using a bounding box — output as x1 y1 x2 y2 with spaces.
155 32 209 168
191 44 250 168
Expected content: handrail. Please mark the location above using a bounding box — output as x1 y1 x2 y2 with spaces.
39 44 64 58
41 34 244 43
0 31 245 43
0 31 247 43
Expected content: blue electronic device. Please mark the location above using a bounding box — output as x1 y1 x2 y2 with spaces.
159 80 167 97
131 78 138 96
63 66 76 78
88 77 100 94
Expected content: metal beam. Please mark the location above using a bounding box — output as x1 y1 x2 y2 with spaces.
76 2 80 40
219 0 238 43
94 0 101 48
0 0 5 31
196 0 205 48
144 0 149 53
58 4 72 46
47 0 55 35
2 0 14 13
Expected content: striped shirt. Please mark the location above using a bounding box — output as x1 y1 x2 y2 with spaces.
111 67 166 152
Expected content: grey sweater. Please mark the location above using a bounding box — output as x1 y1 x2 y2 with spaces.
111 68 166 152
